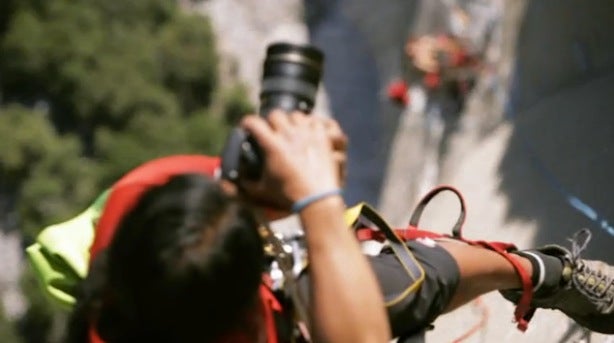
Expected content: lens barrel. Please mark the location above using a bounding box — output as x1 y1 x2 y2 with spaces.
259 43 324 116
220 42 324 183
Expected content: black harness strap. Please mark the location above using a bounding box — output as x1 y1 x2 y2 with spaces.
347 203 426 306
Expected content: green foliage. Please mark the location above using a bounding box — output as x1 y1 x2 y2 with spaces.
1 0 178 130
85 0 177 27
0 106 58 183
185 108 232 154
17 268 66 343
158 13 218 113
221 84 256 126
96 111 190 185
0 306 22 343
0 0 252 341
0 105 99 239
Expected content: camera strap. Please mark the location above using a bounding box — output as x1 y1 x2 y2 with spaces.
344 203 426 306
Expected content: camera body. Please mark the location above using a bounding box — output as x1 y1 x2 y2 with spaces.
220 42 324 183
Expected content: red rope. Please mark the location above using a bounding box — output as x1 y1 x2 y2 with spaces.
452 296 490 343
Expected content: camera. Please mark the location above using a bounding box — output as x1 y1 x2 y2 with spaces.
220 42 325 183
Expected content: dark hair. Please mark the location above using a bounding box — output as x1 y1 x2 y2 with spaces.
67 174 265 342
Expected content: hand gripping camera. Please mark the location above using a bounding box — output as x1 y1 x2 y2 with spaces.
220 42 325 183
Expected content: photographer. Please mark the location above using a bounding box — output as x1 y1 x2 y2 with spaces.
28 111 614 343
59 111 390 343
26 36 614 341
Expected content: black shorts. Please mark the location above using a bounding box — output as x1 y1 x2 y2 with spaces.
373 239 460 337
297 239 460 339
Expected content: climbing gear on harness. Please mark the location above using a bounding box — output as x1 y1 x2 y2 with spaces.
500 228 614 334
355 185 535 332
344 202 426 307
257 215 312 342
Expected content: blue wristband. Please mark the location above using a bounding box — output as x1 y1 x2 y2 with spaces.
291 189 343 213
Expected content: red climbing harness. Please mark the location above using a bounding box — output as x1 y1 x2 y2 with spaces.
355 185 536 332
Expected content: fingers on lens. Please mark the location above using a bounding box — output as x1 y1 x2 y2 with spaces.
268 110 292 132
242 115 278 150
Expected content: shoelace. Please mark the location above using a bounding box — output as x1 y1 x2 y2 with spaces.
568 229 614 310
569 228 592 263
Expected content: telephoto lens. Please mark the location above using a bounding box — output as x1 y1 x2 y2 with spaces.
220 42 325 183
259 42 324 116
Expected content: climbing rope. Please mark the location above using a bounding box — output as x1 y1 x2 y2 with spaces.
516 127 614 238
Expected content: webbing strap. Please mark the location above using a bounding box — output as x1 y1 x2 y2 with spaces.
259 281 281 343
358 227 534 331
361 185 536 332
356 227 442 242
463 240 533 331
409 186 535 330
257 221 310 327
348 203 425 306
408 185 466 238
411 186 535 331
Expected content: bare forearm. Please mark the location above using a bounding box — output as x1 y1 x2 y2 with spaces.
300 197 390 342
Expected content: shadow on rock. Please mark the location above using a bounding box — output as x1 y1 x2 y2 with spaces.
498 0 614 262
499 73 614 262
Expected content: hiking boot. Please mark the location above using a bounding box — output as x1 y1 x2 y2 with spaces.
500 229 614 334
